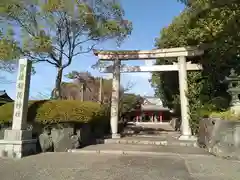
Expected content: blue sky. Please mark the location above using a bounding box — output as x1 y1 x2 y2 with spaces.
1 0 185 100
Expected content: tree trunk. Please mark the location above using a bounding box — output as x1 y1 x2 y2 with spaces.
80 83 84 102
52 67 63 99
98 77 103 104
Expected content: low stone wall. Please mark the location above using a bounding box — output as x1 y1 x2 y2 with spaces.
38 123 103 152
198 118 240 160
0 122 107 153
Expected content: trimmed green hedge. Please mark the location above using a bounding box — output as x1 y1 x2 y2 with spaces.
0 100 108 124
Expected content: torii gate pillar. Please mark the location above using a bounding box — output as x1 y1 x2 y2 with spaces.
178 56 193 140
110 59 121 138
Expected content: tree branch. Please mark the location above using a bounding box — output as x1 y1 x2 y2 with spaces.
72 44 96 57
53 46 69 58
25 53 58 66
74 37 100 48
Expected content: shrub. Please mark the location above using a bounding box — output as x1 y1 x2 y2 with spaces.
0 100 107 124
209 110 240 121
90 104 111 134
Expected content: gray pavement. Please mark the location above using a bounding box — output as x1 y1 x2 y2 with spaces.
71 143 209 156
0 152 239 180
0 123 239 180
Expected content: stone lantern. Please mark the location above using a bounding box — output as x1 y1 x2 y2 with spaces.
225 69 240 114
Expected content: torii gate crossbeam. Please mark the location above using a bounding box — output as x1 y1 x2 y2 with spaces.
94 47 204 141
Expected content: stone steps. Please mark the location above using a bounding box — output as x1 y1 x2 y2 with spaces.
69 143 209 157
96 138 198 147
122 130 174 136
100 124 199 148
96 134 198 148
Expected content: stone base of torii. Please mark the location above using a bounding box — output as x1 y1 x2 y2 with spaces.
94 46 204 141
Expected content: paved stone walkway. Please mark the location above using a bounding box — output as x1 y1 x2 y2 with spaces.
0 152 239 180
0 123 239 179
101 123 197 147
70 143 208 155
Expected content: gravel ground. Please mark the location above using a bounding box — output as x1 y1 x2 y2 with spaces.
0 152 239 180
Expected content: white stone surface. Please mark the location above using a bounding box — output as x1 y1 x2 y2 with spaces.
178 135 197 141
178 56 192 137
94 46 204 60
12 58 32 130
3 129 32 141
111 133 121 139
102 64 203 73
0 139 37 158
110 59 120 136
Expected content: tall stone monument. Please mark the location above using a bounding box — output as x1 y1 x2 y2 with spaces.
0 58 37 158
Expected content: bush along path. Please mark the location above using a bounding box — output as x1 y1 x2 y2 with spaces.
0 100 110 153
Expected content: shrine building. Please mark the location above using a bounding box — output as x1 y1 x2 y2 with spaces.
128 96 171 123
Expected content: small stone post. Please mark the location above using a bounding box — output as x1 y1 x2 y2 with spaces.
110 59 121 138
0 58 37 158
178 56 194 140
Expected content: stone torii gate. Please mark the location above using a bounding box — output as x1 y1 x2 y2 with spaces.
93 47 204 140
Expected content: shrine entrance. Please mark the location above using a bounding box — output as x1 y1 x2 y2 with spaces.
126 96 171 124
94 46 204 140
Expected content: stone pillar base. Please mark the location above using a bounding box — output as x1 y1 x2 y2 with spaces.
0 129 37 158
178 135 197 141
0 139 37 158
111 133 121 139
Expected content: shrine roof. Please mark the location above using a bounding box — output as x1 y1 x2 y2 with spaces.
139 96 169 111
0 90 6 96
0 90 13 103
143 96 163 106
141 105 169 111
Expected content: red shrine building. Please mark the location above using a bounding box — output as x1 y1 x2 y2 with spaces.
129 96 171 123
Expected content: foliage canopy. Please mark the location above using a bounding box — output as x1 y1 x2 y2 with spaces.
152 0 240 133
0 0 132 98
0 100 106 124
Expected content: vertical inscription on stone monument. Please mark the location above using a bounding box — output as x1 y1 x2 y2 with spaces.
12 59 32 130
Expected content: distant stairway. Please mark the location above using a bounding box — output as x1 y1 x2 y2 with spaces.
97 123 198 148
122 123 176 137
69 123 209 156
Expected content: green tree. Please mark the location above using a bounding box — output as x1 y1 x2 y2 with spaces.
0 0 132 98
65 71 142 123
65 71 113 103
65 71 95 101
119 93 143 120
152 0 240 132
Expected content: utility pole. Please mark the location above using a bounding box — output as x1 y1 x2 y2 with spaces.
98 77 103 104
80 83 84 102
